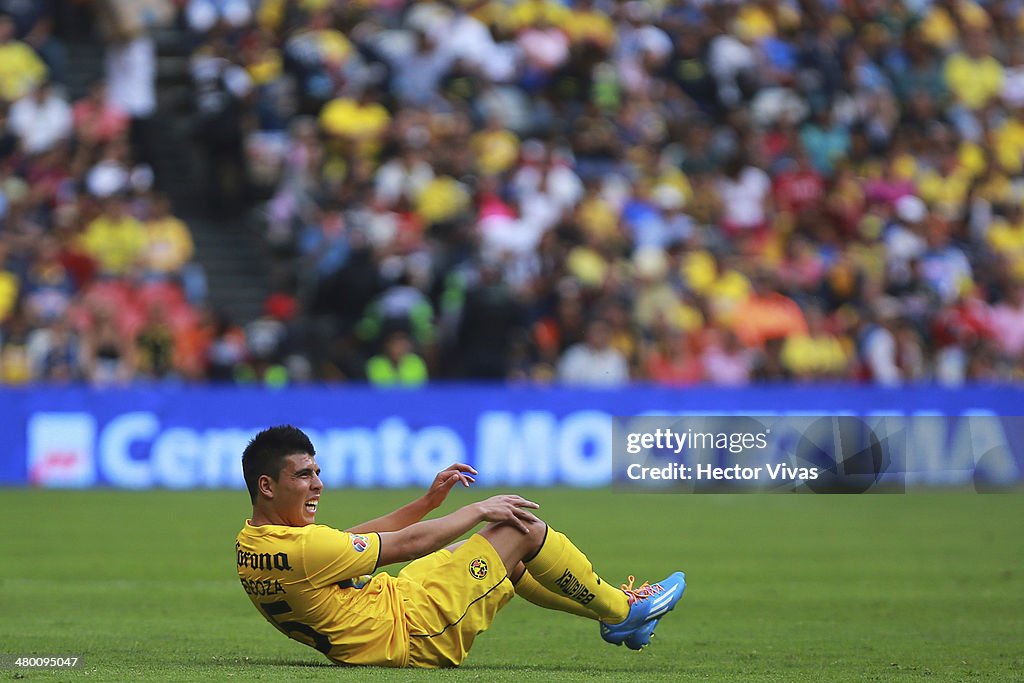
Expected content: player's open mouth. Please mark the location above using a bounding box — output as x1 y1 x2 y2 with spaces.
305 498 318 513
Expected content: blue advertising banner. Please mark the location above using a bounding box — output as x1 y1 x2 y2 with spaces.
2 385 1022 489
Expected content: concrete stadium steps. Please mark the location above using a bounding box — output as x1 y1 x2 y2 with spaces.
62 20 273 326
188 219 272 324
149 20 272 325
64 42 104 100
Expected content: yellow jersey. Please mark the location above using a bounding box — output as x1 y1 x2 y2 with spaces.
235 521 410 666
0 41 47 101
78 215 146 276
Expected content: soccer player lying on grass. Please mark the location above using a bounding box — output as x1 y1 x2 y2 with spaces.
236 426 686 668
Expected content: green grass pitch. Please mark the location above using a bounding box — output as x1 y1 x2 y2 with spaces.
3 488 1022 682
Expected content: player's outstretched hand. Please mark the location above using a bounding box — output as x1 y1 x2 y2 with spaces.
423 463 477 510
475 495 541 533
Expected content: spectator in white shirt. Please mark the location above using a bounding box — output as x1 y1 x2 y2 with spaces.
715 153 772 237
918 217 971 304
860 301 903 386
8 80 71 155
558 318 630 386
186 0 253 35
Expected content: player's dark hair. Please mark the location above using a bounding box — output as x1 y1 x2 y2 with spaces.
242 425 316 503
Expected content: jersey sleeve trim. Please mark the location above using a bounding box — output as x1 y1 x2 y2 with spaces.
370 532 382 572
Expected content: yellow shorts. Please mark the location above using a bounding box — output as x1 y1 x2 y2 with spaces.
398 533 515 668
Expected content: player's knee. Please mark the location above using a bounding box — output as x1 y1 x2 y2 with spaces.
509 561 527 584
480 518 546 555
522 519 547 554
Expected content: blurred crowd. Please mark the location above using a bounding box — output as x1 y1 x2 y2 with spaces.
3 0 1024 387
0 0 221 386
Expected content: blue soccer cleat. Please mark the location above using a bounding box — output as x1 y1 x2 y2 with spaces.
624 617 659 650
600 572 686 650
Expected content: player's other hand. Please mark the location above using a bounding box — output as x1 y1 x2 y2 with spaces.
475 495 541 533
423 463 477 510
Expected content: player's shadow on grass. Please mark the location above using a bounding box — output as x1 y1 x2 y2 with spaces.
248 658 335 668
463 665 649 674
250 659 645 673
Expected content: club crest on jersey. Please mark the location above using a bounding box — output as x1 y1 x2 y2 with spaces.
468 557 488 580
351 534 369 553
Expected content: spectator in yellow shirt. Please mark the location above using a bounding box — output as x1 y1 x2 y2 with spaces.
0 240 18 324
684 251 751 323
987 203 1024 278
319 89 390 155
504 0 570 33
992 109 1024 174
734 0 777 43
781 306 851 380
564 0 615 50
239 30 283 87
416 176 470 225
916 149 973 217
258 0 332 32
944 30 1003 111
471 116 520 176
79 195 147 277
0 15 46 102
142 193 195 277
0 310 33 384
919 3 959 51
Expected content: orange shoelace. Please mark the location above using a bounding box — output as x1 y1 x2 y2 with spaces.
621 575 664 605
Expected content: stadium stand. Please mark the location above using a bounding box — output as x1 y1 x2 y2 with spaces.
0 0 1022 386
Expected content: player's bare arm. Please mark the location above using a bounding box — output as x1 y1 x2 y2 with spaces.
346 463 478 533
375 494 540 566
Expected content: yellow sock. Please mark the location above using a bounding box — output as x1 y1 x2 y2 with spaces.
514 570 600 620
523 527 629 623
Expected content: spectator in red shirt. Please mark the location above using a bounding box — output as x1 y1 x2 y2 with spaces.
773 148 826 217
643 322 703 386
72 79 129 148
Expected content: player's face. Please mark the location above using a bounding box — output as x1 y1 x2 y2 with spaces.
270 453 323 526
